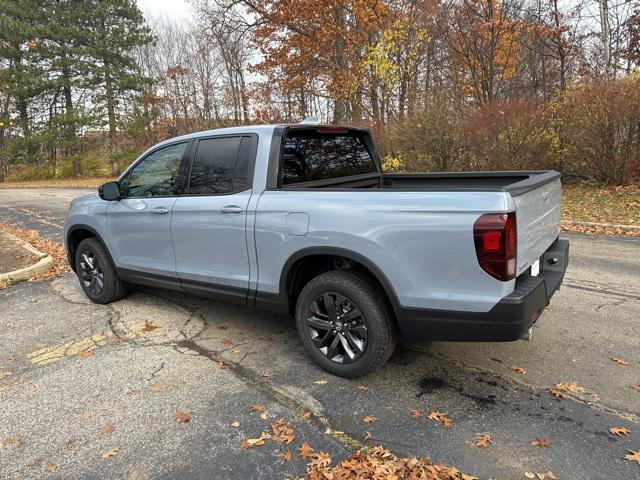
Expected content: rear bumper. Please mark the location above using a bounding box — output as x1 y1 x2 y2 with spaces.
396 238 569 341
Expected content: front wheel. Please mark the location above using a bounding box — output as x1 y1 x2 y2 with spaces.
295 270 397 378
75 237 127 304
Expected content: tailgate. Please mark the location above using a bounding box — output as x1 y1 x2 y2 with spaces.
512 178 562 275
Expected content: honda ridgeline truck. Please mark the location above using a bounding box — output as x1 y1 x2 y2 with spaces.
64 122 569 377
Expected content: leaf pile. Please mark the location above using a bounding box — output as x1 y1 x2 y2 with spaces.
0 223 70 285
305 446 476 480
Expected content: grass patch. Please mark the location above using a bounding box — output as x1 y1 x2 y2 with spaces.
0 177 113 189
562 184 640 225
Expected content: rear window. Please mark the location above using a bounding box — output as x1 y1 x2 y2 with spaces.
280 129 377 185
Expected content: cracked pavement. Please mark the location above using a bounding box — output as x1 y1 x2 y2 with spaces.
0 187 639 479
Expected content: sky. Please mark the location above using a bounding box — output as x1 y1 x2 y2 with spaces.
136 0 193 21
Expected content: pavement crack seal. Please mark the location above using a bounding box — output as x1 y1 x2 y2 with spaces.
171 338 366 454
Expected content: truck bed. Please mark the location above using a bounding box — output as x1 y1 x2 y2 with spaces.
286 170 561 197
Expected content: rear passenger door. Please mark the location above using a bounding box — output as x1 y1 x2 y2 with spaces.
171 134 257 303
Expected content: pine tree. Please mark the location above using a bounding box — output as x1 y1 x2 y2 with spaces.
86 0 153 175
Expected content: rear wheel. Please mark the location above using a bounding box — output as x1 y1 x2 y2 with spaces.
75 237 127 304
295 270 396 378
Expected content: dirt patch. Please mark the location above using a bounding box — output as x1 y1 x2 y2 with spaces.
0 232 39 273
0 223 70 281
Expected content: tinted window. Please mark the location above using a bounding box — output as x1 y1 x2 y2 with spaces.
188 137 242 195
126 143 187 197
281 130 377 185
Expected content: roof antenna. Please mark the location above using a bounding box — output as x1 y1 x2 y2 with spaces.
300 116 319 125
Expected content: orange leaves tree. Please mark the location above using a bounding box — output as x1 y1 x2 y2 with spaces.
243 0 389 123
440 0 523 105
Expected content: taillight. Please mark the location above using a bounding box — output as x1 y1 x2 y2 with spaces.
473 212 517 281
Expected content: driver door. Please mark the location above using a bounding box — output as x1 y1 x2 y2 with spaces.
107 141 190 280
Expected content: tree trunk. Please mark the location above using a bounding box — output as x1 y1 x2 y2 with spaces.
599 0 613 77
104 58 119 176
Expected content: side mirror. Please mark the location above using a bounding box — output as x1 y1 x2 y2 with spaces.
99 181 121 201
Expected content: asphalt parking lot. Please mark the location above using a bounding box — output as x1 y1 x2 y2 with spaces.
1 188 639 479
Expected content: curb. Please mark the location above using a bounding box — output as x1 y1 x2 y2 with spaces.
0 232 54 286
562 220 640 231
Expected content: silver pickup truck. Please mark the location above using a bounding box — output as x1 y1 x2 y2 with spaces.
64 123 569 377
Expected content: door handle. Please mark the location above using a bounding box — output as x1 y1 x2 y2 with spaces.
151 206 169 215
221 205 244 214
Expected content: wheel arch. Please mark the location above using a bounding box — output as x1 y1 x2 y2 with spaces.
277 247 401 318
66 224 115 272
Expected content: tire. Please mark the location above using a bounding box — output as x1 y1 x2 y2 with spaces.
295 270 397 378
75 237 127 304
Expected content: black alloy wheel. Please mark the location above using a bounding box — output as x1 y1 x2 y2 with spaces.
79 249 104 296
306 292 368 364
296 270 397 378
75 237 127 304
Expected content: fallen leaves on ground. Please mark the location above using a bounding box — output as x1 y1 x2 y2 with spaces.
357 385 368 392
510 365 526 374
259 411 269 420
551 382 588 399
139 321 158 332
365 431 372 440
230 421 240 427
475 434 492 448
0 223 70 283
363 415 378 423
524 472 558 479
149 383 168 392
309 451 332 470
624 450 640 464
217 360 228 369
174 410 191 423
281 450 292 462
1 436 19 447
609 427 630 437
324 428 344 435
45 463 57 473
101 447 119 459
222 338 234 346
611 357 629 366
427 411 453 428
271 419 296 443
299 442 314 459
251 403 265 413
300 411 312 420
530 438 550 447
127 389 141 397
561 184 640 229
77 350 93 357
628 384 640 392
313 379 328 385
262 371 273 378
305 446 475 480
411 409 423 419
241 435 268 449
101 425 115 437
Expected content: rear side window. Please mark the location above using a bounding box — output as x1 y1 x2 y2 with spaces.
188 137 242 195
281 129 377 185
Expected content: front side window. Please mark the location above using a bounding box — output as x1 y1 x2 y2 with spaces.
281 129 377 185
126 143 187 197
188 137 242 195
